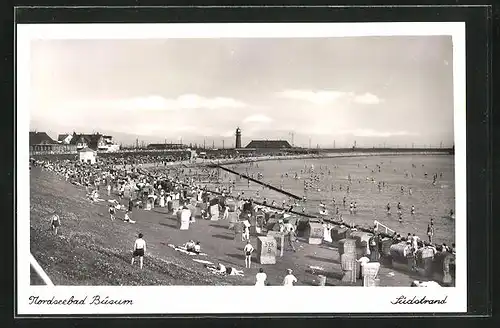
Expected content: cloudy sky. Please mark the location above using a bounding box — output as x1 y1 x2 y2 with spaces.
29 36 454 148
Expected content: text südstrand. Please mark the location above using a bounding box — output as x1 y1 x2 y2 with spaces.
391 295 448 305
28 295 133 305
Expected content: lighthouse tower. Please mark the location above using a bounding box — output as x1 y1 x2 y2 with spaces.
235 127 242 149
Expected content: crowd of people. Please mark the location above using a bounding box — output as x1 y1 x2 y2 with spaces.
32 151 455 287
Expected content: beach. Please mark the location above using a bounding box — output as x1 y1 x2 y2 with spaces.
29 152 455 286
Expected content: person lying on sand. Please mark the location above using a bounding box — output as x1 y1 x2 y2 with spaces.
89 190 105 203
123 211 136 224
168 243 206 256
410 280 441 287
205 263 244 276
184 240 196 251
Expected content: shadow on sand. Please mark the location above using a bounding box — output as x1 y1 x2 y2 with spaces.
226 253 246 261
209 224 228 230
304 268 343 281
159 222 178 230
212 234 234 241
302 280 337 287
305 255 340 264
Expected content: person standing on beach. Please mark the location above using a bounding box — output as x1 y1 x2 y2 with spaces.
255 268 267 286
131 233 146 269
244 240 254 268
285 221 297 252
109 204 116 221
222 205 229 220
128 198 134 212
50 213 61 235
283 269 298 286
386 203 391 215
343 197 346 208
242 223 250 242
427 224 434 243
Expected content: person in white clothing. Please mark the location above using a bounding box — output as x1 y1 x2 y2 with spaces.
131 233 146 269
255 268 267 286
244 241 254 268
411 280 441 287
123 211 136 224
283 269 297 286
356 256 370 279
242 224 250 242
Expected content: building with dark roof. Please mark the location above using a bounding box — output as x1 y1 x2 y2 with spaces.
30 131 55 145
69 132 103 150
57 134 72 144
67 132 119 152
245 140 292 149
29 131 77 154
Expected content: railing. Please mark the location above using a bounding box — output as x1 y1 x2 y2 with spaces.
29 253 54 286
373 220 395 235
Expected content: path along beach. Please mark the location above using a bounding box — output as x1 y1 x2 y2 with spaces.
29 151 455 286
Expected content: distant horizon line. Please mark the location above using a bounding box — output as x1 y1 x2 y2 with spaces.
29 130 453 147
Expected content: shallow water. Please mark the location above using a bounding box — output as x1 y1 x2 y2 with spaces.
202 155 455 245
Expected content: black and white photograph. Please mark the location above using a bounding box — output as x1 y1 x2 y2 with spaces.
17 22 467 314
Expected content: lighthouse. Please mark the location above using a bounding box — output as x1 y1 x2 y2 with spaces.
235 127 242 149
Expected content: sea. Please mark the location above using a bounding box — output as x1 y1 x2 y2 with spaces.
194 154 456 245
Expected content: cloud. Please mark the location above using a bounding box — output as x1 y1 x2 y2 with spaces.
63 94 248 112
353 93 383 105
277 89 382 106
243 114 273 124
340 129 417 138
277 90 353 105
220 130 236 138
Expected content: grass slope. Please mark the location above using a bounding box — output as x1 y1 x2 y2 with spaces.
29 167 416 287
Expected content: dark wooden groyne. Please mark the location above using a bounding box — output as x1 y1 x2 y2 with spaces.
212 164 303 200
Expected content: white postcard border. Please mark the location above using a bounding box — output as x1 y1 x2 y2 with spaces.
16 22 467 315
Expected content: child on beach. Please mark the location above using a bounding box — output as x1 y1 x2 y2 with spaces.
108 204 116 221
50 214 61 235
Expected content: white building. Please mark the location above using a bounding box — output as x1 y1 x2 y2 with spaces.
78 147 97 164
57 134 73 144
98 135 120 152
